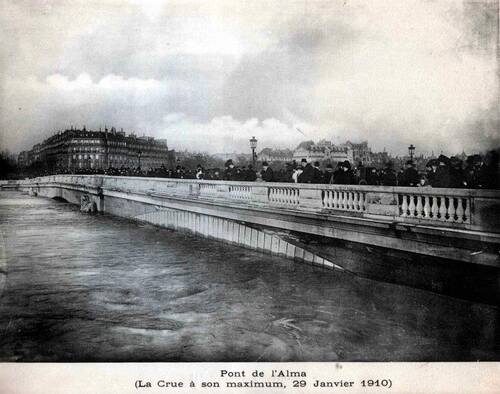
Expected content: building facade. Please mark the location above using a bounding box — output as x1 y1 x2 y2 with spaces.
257 148 294 162
18 126 174 170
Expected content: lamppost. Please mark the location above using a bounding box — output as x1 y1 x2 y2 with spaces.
249 136 257 167
408 144 415 161
137 150 142 169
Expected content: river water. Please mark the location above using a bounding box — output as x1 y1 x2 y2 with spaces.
0 191 498 361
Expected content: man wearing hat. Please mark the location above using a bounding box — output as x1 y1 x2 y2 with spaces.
430 155 451 188
398 160 419 187
449 156 465 188
380 161 397 186
245 164 257 181
333 160 355 184
323 163 335 184
261 161 275 182
298 158 314 183
223 159 236 181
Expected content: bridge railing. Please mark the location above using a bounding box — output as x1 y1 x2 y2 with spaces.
23 175 500 232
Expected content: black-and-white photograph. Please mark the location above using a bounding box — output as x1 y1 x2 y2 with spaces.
0 0 499 371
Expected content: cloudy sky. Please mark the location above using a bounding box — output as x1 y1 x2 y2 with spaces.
0 0 498 155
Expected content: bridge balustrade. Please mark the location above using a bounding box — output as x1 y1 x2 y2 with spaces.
21 175 500 233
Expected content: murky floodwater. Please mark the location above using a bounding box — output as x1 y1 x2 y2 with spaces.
0 191 498 361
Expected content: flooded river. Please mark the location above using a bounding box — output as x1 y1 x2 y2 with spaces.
0 191 498 361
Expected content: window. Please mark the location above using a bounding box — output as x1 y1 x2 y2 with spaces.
78 155 82 159
95 154 99 160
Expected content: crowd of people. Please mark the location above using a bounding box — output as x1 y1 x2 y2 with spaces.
26 150 499 189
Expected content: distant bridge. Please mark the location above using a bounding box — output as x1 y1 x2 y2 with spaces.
16 175 500 302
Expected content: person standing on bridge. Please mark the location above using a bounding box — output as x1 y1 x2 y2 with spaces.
261 162 275 182
380 161 397 186
333 161 356 185
297 159 314 183
195 165 204 180
311 161 323 184
323 164 335 184
398 160 419 187
245 165 257 181
224 160 236 181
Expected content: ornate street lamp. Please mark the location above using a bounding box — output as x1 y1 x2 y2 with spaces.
137 150 142 169
408 144 415 161
249 136 257 167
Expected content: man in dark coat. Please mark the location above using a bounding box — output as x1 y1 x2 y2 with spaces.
449 156 465 188
333 161 356 184
426 159 437 186
223 159 236 181
365 167 380 185
323 164 335 184
380 161 397 186
398 160 419 186
245 164 257 181
312 161 323 184
477 150 499 189
297 158 315 183
261 161 275 182
430 155 450 188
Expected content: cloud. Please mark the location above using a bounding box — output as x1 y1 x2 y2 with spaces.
158 114 314 153
0 0 498 156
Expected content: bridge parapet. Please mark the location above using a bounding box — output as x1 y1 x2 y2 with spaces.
22 175 500 233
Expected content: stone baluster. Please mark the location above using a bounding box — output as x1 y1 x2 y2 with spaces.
341 191 347 210
408 195 416 217
464 198 470 223
456 197 464 223
447 197 456 222
353 192 359 211
400 195 408 217
345 192 351 210
438 196 447 221
332 190 338 208
431 196 439 219
423 196 430 218
358 193 365 211
416 195 423 218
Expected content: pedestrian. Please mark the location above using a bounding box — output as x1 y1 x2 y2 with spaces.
430 155 450 188
323 164 334 184
398 160 419 186
297 159 314 183
195 164 204 180
449 156 465 188
223 159 236 181
333 161 355 184
261 161 275 182
380 161 397 186
245 165 257 181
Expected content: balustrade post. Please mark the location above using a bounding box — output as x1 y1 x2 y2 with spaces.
456 198 465 223
447 197 456 222
250 184 270 205
298 187 323 211
438 196 447 221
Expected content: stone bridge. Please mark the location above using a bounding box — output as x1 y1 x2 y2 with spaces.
17 175 500 302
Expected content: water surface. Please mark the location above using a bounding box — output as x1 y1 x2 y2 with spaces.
0 191 497 361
